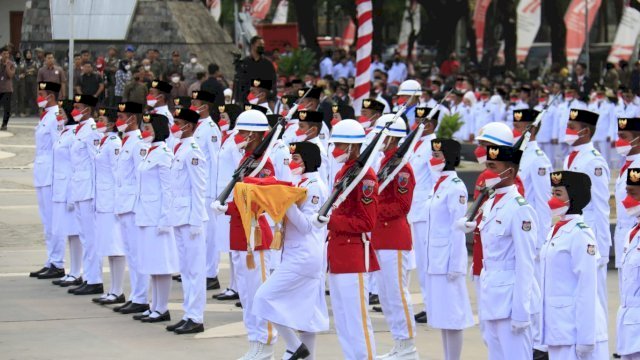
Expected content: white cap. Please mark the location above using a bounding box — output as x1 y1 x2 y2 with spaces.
223 88 232 97
329 119 366 144
476 122 514 146
373 114 407 137
235 110 270 132
397 79 421 96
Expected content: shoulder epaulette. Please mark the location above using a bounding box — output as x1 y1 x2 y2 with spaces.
576 222 590 229
91 124 97 130
191 142 199 149
515 196 528 206
137 135 142 140
535 149 544 156
109 135 117 140
591 149 601 157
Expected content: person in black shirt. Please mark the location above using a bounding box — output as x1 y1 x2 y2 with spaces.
200 63 224 107
234 36 277 104
75 62 104 99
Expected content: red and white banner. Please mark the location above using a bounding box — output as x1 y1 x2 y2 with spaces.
473 0 492 62
516 0 541 62
397 0 420 58
353 0 373 116
251 0 272 21
608 1 640 63
206 0 221 21
272 0 288 24
564 0 602 64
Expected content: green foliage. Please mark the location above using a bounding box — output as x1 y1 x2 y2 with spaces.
436 113 464 139
277 48 317 78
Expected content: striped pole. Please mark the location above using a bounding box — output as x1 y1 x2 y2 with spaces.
353 0 373 116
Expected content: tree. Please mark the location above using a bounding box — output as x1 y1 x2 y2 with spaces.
293 0 322 58
416 0 468 65
542 0 569 67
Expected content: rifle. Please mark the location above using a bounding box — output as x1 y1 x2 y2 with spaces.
515 93 561 152
466 187 493 222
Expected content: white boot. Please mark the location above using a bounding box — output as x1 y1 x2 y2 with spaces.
237 341 258 360
249 342 274 360
376 339 419 360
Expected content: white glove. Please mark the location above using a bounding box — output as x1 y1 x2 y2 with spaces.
312 213 329 229
157 226 171 235
575 344 594 358
66 203 75 212
597 257 608 268
446 272 463 281
189 225 202 239
510 320 530 334
454 217 476 234
211 200 228 215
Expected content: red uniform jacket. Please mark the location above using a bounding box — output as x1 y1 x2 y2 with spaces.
471 170 525 275
371 150 415 250
327 160 380 274
227 155 275 252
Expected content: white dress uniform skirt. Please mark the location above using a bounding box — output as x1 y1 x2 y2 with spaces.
617 306 640 356
138 226 179 275
547 341 609 360
424 272 475 329
96 212 125 257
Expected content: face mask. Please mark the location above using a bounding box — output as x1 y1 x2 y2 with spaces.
289 160 304 175
396 97 407 106
144 65 151 71
171 76 180 84
564 128 581 145
249 97 259 105
256 46 265 55
331 115 340 127
116 119 128 132
141 130 154 143
565 95 574 101
37 95 48 108
294 128 308 142
170 124 184 139
616 138 639 156
190 57 197 64
474 145 487 164
538 98 546 105
513 129 523 143
484 168 510 189
189 105 204 114
146 94 158 107
548 197 570 217
480 95 490 101
357 115 371 129
429 157 445 172
332 145 350 163
218 119 229 132
96 122 107 134
234 133 249 149
124 64 131 71
71 108 84 122
622 195 640 217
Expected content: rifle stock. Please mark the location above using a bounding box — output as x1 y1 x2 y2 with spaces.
466 187 491 222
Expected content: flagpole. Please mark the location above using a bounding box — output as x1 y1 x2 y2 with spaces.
68 0 75 100
585 0 590 73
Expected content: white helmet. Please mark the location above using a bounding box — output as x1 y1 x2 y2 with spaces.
223 88 232 97
373 114 407 137
476 122 514 146
397 79 422 96
329 119 366 144
235 109 270 132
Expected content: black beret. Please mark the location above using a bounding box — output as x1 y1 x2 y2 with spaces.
244 104 268 114
618 117 640 132
39 81 61 93
550 170 592 214
118 101 144 114
57 99 75 123
142 113 170 142
628 168 640 186
513 109 540 123
173 108 200 124
97 107 118 122
74 94 98 107
289 142 321 172
568 108 599 126
297 86 323 100
362 98 385 113
191 90 216 103
266 114 280 128
281 95 299 106
149 80 173 94
251 79 272 91
173 96 192 109
432 138 461 168
296 110 323 123
331 103 355 119
486 144 522 164
415 107 439 120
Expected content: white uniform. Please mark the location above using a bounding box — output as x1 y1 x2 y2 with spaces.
471 100 500 134
69 118 102 285
270 138 293 182
193 116 222 280
283 118 330 149
617 222 640 358
34 105 60 268
563 142 611 325
253 172 330 332
553 99 586 168
533 102 557 162
136 141 179 275
451 102 473 142
588 99 616 167
424 171 474 329
307 137 328 183
215 135 243 254
615 155 640 271
477 185 538 359
51 124 81 274
615 103 640 167
114 129 150 304
170 137 208 324
540 216 608 360
95 132 124 257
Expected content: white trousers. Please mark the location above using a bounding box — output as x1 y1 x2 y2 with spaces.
118 212 149 304
623 354 640 360
205 197 219 278
548 341 609 360
597 264 608 324
36 186 54 267
174 224 207 324
329 272 377 360
233 249 276 344
411 221 428 313
49 201 71 268
482 318 532 360
76 199 102 284
374 250 416 340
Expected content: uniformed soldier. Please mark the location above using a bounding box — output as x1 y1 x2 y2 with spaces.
456 144 538 359
563 108 611 327
283 87 330 147
329 102 355 127
360 98 385 143
92 107 126 305
249 79 274 113
616 168 640 359
253 142 330 360
173 95 191 110
134 113 180 324
425 139 474 360
213 109 278 359
190 90 222 291
371 118 419 359
274 94 298 117
67 94 104 296
533 90 557 165
313 119 380 360
290 110 328 183
147 80 174 125
542 171 608 360
471 87 501 135
588 86 616 167
48 99 82 285
29 81 63 278
553 86 587 168
265 114 293 182
112 101 151 315
393 80 421 127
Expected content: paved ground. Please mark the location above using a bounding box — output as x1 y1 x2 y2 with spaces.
0 117 621 359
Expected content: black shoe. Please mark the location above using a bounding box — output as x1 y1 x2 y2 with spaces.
415 311 427 324
37 265 65 279
99 294 126 305
133 310 152 320
235 301 242 308
68 281 88 294
533 349 549 360
369 293 379 305
176 275 182 282
372 306 383 313
0 125 7 131
119 302 150 314
29 267 49 278
58 276 82 287
172 274 181 281
206 277 220 290
166 319 187 332
173 319 204 334
92 295 106 303
613 354 621 359
73 283 104 295
215 289 239 300
141 311 171 323
113 300 132 312
325 289 330 296
286 343 310 360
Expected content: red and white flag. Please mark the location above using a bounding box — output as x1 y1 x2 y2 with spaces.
251 0 272 21
473 0 492 62
564 0 602 64
608 1 640 63
353 0 373 116
516 0 541 62
272 0 288 24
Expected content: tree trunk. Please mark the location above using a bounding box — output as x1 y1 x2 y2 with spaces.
464 3 478 65
371 0 385 56
417 0 467 65
499 0 517 72
294 0 322 59
542 0 569 67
